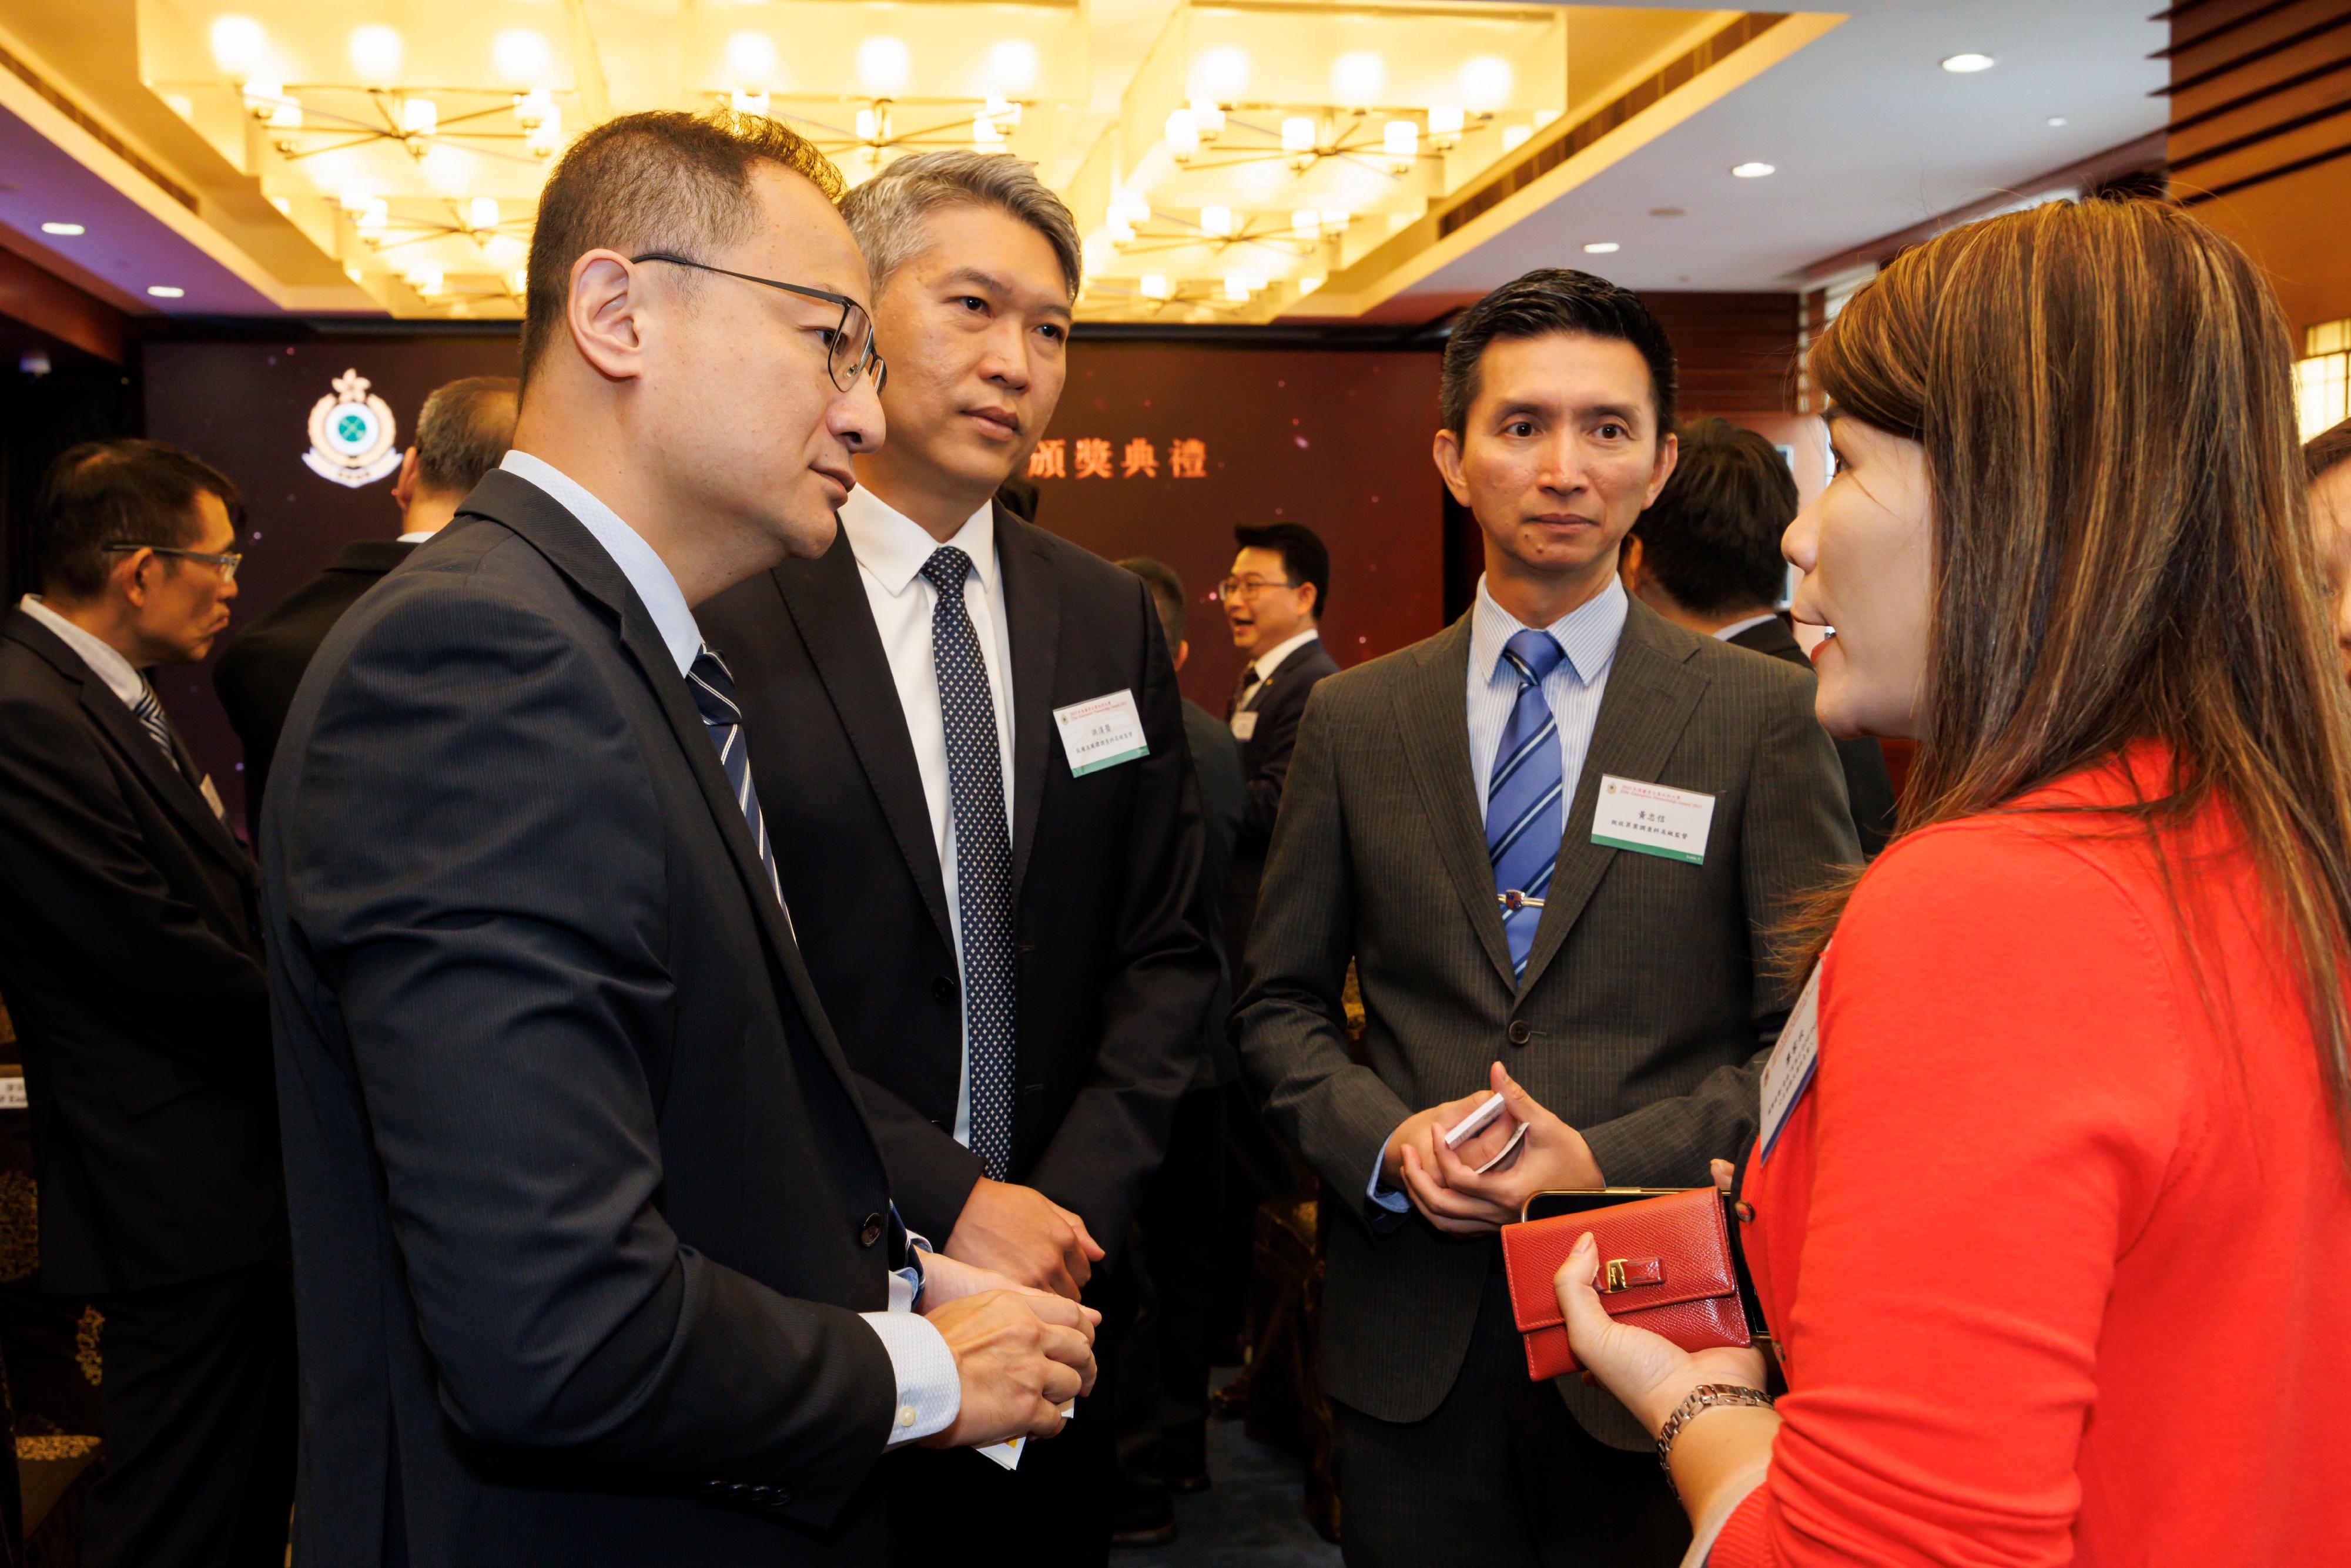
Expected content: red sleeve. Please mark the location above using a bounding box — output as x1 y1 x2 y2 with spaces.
1707 822 2188 1567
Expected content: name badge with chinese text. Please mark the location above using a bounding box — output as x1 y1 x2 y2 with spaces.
1230 711 1259 742
1590 775 1715 864
1758 960 1823 1161
1052 689 1150 777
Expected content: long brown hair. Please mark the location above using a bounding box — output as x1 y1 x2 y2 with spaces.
1797 197 2351 1159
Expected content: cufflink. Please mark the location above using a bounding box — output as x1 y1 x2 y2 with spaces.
897 1405 918 1429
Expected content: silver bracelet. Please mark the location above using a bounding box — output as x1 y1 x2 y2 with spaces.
1654 1383 1775 1480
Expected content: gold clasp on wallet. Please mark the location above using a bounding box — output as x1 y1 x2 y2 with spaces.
1603 1259 1629 1292
1599 1257 1663 1293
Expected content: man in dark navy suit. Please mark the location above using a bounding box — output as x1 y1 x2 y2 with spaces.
263 110 1095 1568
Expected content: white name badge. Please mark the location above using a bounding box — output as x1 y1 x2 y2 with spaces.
1757 960 1823 1161
1590 775 1715 864
976 1403 1076 1471
1230 711 1260 742
1053 689 1150 777
0 1076 25 1110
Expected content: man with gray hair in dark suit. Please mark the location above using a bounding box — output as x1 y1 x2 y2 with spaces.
1233 270 1858 1567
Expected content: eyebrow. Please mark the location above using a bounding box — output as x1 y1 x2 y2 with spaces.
1489 399 1645 427
940 265 1073 318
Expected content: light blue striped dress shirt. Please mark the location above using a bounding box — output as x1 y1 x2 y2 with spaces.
1368 572 1630 1212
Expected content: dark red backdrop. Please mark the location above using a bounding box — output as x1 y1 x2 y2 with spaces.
142 335 1449 833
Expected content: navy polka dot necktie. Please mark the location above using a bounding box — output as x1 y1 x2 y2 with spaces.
687 646 786 919
920 546 1018 1180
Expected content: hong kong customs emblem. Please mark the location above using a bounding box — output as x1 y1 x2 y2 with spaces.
304 368 401 487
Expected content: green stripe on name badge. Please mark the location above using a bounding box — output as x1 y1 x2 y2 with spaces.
1068 741 1150 778
1590 832 1706 865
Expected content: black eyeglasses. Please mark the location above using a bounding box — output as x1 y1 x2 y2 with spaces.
630 253 886 393
102 544 242 583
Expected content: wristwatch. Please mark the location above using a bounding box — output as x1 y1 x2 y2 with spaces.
1655 1383 1776 1482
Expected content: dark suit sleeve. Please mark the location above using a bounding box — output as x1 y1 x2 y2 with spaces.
1022 581 1217 1246
0 694 272 1090
1578 671 1861 1186
1230 686 1416 1236
281 586 896 1523
853 1073 984 1242
212 634 289 843
1238 673 1312 847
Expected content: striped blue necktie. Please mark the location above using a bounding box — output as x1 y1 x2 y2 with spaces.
1488 629 1568 980
686 647 786 916
920 545 1018 1182
130 678 181 768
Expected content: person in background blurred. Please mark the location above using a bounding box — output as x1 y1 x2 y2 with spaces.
213 374 517 839
2308 417 2351 673
1623 416 1895 855
1114 554 1244 1543
0 440 293 1567
1558 199 2351 1566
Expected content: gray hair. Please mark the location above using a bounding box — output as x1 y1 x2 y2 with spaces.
414 375 519 495
841 150 1081 303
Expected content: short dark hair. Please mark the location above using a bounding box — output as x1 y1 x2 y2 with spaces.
1118 557 1187 646
522 109 846 388
35 438 242 602
1630 418 1793 615
2310 417 2351 484
1233 522 1329 621
1439 269 1677 438
414 376 520 495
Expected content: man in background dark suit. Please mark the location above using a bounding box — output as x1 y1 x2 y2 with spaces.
214 374 517 838
0 440 293 1567
1219 520 1341 957
699 151 1215 1565
1235 272 1858 1567
264 112 1094 1568
1114 556 1243 1540
1622 416 1894 855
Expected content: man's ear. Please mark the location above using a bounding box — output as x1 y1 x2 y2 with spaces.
1431 427 1472 507
1619 533 1645 593
567 250 651 383
1643 430 1680 508
113 548 156 609
391 447 420 511
1174 638 1189 673
1295 580 1318 621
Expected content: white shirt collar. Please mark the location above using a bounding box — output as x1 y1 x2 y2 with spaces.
1250 626 1321 683
498 450 702 677
839 485 999 599
1713 611 1781 643
394 529 438 544
18 595 146 708
1470 573 1628 688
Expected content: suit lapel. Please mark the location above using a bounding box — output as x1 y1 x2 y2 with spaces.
1392 615 1518 990
1513 601 1709 997
768 538 955 953
996 506 1060 901
470 473 870 1109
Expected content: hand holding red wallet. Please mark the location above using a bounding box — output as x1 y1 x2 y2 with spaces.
1394 1063 1605 1235
1549 1228 1767 1434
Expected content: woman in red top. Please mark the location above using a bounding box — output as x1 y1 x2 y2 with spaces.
1552 199 2351 1563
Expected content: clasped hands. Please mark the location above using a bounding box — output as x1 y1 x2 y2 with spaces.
1379 1061 1604 1234
902 1177 1110 1449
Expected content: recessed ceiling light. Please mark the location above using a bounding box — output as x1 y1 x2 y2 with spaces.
1941 52 1996 73
1649 207 1686 219
1583 241 1620 254
40 222 84 236
1731 161 1775 179
146 285 186 299
2047 115 2069 128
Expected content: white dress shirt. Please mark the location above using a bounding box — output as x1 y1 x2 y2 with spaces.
1712 611 1780 644
836 484 1018 1149
1368 573 1630 1214
18 595 146 709
395 528 439 544
496 452 959 1443
1236 626 1321 713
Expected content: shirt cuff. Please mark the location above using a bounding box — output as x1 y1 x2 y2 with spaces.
1365 1143 1409 1214
862 1309 960 1448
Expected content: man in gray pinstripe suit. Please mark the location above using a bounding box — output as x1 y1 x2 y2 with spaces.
1233 272 1858 1566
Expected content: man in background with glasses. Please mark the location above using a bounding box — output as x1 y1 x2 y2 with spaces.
0 439 294 1567
699 149 1217 1563
263 112 1096 1568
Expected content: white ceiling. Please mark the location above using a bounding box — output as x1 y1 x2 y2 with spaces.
1410 0 2169 298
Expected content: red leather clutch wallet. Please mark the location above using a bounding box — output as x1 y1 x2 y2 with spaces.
1498 1187 1754 1381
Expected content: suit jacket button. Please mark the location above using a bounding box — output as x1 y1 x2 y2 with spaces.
932 976 956 1004
860 1213 885 1248
1505 1020 1532 1046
